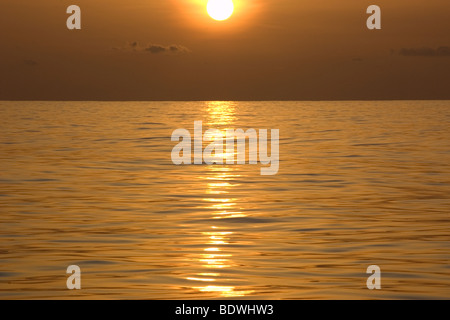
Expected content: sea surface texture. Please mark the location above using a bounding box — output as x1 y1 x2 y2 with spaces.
0 101 449 299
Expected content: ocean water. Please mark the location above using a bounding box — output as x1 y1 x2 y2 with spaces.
0 100 449 299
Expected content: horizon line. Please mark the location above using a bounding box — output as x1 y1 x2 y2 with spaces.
1 99 449 103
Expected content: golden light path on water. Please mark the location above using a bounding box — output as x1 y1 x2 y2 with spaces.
186 102 254 297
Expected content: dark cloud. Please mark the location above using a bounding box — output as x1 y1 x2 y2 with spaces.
115 42 190 54
168 45 189 54
399 46 450 57
145 45 166 54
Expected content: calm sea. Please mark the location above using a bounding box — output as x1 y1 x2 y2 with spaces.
0 101 449 299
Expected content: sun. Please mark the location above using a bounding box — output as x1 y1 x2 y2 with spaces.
207 0 234 21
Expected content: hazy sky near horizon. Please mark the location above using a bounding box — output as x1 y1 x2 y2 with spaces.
0 0 449 100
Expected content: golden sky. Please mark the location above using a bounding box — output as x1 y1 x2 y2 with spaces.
0 0 449 100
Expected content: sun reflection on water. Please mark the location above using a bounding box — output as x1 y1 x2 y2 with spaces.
206 101 237 127
186 102 254 297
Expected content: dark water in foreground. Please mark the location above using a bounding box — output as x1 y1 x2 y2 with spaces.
0 100 449 299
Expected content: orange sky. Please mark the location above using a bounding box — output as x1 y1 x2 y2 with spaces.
0 0 449 100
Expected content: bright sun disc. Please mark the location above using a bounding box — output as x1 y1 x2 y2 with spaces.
207 0 234 21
